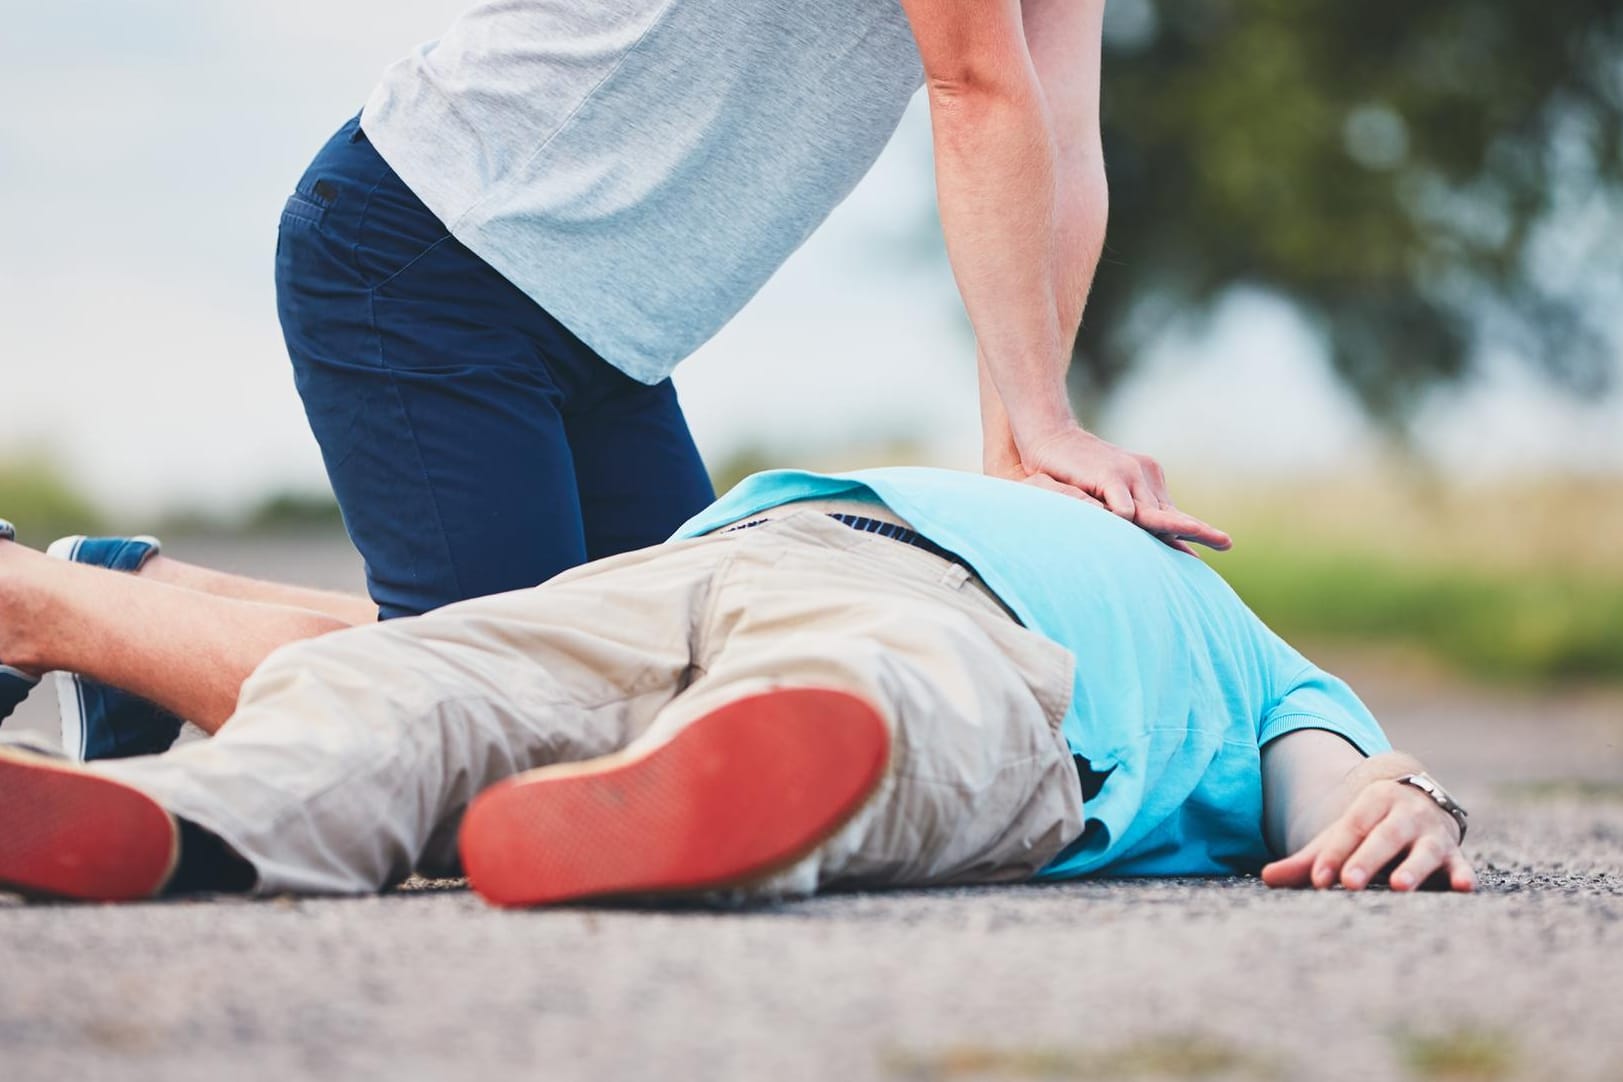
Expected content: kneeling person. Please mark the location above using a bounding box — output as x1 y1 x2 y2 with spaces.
0 468 1474 904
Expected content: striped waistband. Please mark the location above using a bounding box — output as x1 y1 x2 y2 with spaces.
724 513 974 574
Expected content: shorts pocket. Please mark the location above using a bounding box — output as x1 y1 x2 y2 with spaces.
989 620 1077 735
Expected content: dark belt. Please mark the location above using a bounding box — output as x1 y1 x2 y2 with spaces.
724 513 975 575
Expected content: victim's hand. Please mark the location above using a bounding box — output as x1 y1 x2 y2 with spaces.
1261 777 1477 893
1018 427 1231 554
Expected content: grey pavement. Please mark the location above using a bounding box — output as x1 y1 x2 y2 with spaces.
2 537 1620 1082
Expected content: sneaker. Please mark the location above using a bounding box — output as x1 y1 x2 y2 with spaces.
0 520 42 723
0 743 179 900
459 687 890 908
47 534 185 761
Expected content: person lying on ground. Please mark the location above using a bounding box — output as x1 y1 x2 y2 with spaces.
0 467 1472 905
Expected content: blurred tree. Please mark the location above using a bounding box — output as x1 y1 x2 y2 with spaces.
0 458 105 546
1078 0 1623 423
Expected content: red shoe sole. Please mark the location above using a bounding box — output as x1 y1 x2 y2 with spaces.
461 687 890 908
0 749 177 901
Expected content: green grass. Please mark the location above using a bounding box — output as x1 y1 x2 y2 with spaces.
0 458 105 545
1494 778 1623 804
157 491 346 537
0 459 346 542
1395 1028 1517 1081
1213 539 1623 684
883 1034 1271 1080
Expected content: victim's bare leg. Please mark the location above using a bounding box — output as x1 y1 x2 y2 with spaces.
140 555 379 626
0 539 350 733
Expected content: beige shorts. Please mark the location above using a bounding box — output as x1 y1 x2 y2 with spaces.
97 505 1086 898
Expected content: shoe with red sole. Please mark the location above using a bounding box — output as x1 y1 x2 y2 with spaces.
0 745 178 901
460 687 890 908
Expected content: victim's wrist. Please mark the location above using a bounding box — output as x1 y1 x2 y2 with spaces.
1356 751 1425 787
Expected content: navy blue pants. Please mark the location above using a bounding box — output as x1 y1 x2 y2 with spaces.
275 117 714 619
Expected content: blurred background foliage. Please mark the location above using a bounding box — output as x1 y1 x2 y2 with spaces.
1082 0 1623 424
1207 476 1623 684
0 459 106 545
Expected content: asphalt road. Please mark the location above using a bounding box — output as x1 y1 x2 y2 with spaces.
2 536 1620 1081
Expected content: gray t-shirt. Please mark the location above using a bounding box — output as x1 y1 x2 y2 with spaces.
361 0 924 383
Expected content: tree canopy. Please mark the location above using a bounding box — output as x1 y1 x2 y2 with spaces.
1080 0 1623 423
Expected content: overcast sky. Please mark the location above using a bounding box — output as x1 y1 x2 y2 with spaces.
3 1 1619 516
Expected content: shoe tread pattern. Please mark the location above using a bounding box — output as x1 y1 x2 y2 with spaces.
0 750 176 900
461 688 889 908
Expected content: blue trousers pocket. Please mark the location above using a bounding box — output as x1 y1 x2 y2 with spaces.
279 190 329 228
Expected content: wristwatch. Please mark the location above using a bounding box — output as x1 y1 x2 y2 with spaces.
1395 773 1469 843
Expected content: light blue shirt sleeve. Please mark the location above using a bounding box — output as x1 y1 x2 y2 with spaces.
1259 651 1392 756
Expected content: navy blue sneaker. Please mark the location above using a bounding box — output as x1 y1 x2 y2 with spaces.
47 535 185 761
0 520 42 723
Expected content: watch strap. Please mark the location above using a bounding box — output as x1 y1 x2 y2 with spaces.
1395 772 1468 843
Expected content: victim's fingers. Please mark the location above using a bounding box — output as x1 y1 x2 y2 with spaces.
1272 786 1477 895
1308 790 1392 888
1261 843 1320 888
1338 812 1422 890
1387 835 1448 892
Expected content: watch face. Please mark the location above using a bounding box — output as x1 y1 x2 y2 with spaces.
1403 774 1464 811
1399 774 1468 842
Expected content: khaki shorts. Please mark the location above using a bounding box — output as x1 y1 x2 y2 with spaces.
97 505 1086 898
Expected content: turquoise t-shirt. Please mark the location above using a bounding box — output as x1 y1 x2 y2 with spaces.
673 467 1391 879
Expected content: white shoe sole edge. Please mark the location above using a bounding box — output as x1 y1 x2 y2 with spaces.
45 536 89 760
